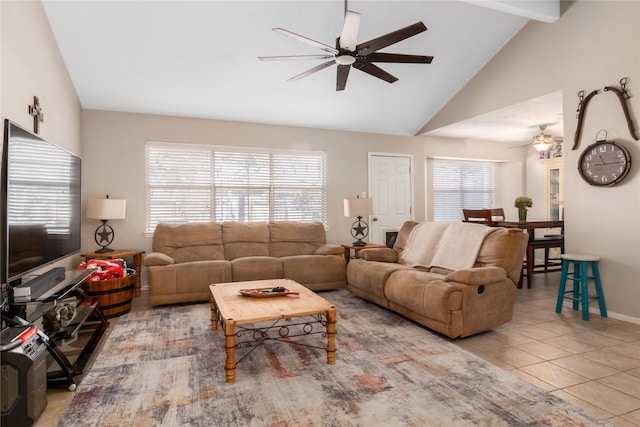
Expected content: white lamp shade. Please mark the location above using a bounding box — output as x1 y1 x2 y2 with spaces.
344 197 373 217
86 198 126 220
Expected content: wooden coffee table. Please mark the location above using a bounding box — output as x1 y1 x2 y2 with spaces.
209 279 337 383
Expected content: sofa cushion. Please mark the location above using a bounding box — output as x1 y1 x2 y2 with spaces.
269 221 326 257
230 256 283 282
346 259 412 301
385 269 463 324
314 244 344 256
223 222 270 260
152 222 224 263
148 259 231 297
281 254 345 286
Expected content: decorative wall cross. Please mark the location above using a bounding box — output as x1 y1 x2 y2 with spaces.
28 96 44 134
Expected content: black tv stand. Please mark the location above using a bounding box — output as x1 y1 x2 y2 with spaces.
2 270 109 390
9 267 66 300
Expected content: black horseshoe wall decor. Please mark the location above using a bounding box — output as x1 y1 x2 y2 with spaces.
573 77 639 150
604 77 639 141
572 89 600 150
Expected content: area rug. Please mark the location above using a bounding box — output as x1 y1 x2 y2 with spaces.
58 290 611 427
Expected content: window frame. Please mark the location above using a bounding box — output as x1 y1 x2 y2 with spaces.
432 159 495 222
145 141 327 233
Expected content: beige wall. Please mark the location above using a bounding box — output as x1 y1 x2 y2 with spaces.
81 110 425 250
1 1 81 153
1 1 83 278
423 0 640 322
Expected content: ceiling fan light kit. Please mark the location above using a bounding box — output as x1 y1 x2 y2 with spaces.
531 124 562 152
533 137 552 152
259 8 433 91
336 55 356 66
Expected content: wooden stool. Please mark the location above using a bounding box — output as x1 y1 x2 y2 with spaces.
556 253 607 320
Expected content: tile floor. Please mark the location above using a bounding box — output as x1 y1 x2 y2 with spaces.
33 272 640 426
452 272 640 427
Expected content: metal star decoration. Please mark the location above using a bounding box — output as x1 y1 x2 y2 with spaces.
352 221 367 238
97 225 113 244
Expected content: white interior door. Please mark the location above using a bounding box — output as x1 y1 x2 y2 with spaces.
368 153 413 244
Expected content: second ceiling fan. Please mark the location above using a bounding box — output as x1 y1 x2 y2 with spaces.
259 7 434 91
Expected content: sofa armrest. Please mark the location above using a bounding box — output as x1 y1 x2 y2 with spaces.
314 244 344 256
143 252 175 267
444 267 506 286
360 247 398 263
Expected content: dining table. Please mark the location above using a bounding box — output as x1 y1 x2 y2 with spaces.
494 220 564 239
494 220 564 287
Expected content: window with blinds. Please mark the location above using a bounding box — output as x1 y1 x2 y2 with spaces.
432 160 495 221
145 142 327 232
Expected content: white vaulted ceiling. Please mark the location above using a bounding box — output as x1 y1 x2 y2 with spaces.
42 0 559 137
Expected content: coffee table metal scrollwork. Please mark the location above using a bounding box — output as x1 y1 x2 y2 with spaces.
209 279 337 383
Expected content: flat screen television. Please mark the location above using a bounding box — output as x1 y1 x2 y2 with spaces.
1 119 82 289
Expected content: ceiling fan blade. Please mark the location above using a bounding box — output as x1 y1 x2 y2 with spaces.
273 28 339 55
366 52 433 64
259 55 334 61
353 60 398 84
336 64 351 91
356 22 427 56
287 59 336 82
508 142 534 148
339 10 361 51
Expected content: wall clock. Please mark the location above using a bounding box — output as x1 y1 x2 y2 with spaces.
578 140 632 186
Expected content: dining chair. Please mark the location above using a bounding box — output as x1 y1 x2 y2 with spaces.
543 234 564 267
489 208 505 222
462 209 494 225
521 223 565 288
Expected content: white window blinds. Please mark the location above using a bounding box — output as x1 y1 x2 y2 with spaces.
145 142 326 232
433 160 495 221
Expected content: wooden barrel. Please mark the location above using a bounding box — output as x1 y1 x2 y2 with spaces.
82 274 135 319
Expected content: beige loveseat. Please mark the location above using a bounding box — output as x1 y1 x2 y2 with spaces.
144 221 346 307
347 221 527 338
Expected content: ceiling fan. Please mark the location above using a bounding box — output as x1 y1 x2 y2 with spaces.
258 6 433 91
532 125 563 151
509 124 563 151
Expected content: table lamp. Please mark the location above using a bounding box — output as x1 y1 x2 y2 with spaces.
343 197 373 247
86 196 126 253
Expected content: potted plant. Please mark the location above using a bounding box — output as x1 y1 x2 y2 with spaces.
514 196 533 222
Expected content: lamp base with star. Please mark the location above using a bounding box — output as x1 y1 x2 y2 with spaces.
350 215 369 247
94 219 116 253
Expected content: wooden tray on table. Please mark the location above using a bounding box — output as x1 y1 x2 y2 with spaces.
238 286 299 297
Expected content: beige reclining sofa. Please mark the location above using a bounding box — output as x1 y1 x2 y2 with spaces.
144 221 346 307
346 220 527 338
